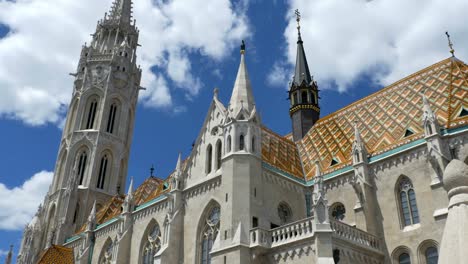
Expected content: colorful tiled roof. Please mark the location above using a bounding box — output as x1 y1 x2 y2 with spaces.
38 245 74 264
297 57 468 180
261 126 304 179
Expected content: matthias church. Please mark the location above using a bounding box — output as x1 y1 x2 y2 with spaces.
16 0 468 263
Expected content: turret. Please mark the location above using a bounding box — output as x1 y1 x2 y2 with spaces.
288 10 320 141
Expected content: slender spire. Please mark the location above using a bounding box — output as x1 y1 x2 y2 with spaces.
5 245 12 264
126 177 134 200
445 32 455 57
229 40 255 117
87 201 97 231
293 9 312 86
108 0 133 25
176 153 182 176
422 93 436 120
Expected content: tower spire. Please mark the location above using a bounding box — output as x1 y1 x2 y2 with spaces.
289 9 320 141
108 0 133 25
229 40 256 118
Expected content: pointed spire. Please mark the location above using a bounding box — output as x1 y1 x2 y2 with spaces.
5 245 13 264
229 40 255 116
108 0 133 25
422 93 436 120
87 201 97 231
353 121 368 164
176 153 182 176
293 9 312 86
421 93 439 136
126 177 134 200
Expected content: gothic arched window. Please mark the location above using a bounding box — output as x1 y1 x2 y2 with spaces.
77 151 88 185
99 240 114 264
398 253 411 264
216 140 222 170
227 136 232 153
397 177 419 227
206 144 213 174
425 247 438 264
330 203 346 221
97 155 109 189
141 223 161 264
106 103 119 134
84 98 99 129
239 134 245 151
200 206 221 264
301 91 308 104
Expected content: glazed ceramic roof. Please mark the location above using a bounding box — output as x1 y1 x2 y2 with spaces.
261 126 303 179
296 57 468 180
37 245 74 264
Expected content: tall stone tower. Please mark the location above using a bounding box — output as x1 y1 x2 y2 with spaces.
289 11 320 141
17 0 141 262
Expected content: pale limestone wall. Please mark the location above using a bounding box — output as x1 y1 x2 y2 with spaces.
322 172 357 227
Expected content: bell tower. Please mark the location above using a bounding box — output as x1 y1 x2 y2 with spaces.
289 10 320 141
18 1 142 258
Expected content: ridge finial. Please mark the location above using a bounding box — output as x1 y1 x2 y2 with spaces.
295 9 302 42
240 40 246 54
445 31 455 57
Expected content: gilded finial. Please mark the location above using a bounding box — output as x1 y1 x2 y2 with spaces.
240 40 246 54
445 31 455 57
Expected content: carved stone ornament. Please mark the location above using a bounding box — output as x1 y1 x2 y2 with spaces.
91 65 109 87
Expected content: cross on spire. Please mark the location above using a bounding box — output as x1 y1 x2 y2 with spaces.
295 9 302 40
445 31 455 57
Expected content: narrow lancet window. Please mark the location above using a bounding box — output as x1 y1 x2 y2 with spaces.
398 177 419 227
97 155 109 189
216 140 222 170
206 145 212 174
85 99 98 129
77 151 88 185
200 206 220 264
239 135 245 151
106 103 118 134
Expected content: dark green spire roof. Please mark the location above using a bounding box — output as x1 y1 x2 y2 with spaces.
293 28 312 86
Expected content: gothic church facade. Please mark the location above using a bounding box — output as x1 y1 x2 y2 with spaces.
17 0 468 264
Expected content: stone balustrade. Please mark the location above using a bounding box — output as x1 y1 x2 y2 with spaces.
330 220 381 251
250 217 314 248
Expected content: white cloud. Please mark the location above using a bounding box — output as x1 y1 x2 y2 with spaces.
0 171 53 231
266 61 291 88
0 0 249 126
272 0 468 92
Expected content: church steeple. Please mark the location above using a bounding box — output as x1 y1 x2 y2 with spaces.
228 40 256 119
289 10 320 141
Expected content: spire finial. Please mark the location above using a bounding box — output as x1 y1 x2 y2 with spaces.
295 9 302 42
445 31 455 57
213 87 219 99
150 164 155 177
240 40 246 55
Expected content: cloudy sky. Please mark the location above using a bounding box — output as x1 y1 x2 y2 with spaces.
0 0 466 260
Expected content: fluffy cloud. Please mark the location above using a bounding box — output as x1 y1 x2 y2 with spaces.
0 171 53 231
269 0 468 92
0 0 249 126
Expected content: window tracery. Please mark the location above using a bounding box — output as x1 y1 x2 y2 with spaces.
100 240 114 264
277 202 292 224
142 224 161 264
200 206 220 264
330 203 346 221
398 177 419 227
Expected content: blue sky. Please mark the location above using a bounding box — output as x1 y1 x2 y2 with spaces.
0 0 467 261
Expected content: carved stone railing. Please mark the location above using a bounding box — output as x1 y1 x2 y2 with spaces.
88 54 113 61
330 220 381 251
250 217 314 248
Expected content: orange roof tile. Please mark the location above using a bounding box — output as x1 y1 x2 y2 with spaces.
261 126 304 179
298 57 468 180
38 245 74 264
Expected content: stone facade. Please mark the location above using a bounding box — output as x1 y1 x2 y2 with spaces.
16 1 468 264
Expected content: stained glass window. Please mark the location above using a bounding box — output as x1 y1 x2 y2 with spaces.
398 177 419 227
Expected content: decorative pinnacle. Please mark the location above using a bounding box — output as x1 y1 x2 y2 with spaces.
240 40 246 54
445 31 455 57
150 164 155 177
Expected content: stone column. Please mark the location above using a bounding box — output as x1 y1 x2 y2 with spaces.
438 159 468 263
